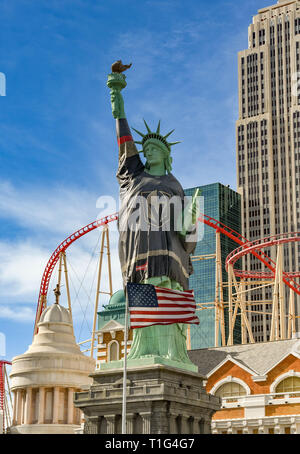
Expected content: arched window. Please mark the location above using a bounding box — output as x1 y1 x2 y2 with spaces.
215 382 247 398
108 340 119 362
275 377 300 393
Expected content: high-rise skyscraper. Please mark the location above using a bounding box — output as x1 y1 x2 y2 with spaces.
237 0 300 341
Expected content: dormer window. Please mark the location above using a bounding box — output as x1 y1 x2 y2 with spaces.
214 382 247 398
275 376 300 393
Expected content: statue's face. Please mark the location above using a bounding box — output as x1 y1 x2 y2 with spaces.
144 143 165 167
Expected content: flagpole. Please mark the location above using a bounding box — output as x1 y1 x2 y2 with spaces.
122 285 129 434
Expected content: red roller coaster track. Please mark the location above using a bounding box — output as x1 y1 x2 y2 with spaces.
226 232 300 280
201 215 300 294
34 212 300 333
34 213 118 333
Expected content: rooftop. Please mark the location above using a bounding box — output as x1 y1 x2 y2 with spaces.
188 337 300 376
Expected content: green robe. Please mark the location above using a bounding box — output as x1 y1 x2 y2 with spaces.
127 276 192 363
116 118 196 363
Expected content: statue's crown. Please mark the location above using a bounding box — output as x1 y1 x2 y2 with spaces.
132 120 180 152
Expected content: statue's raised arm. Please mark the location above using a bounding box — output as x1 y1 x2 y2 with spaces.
107 61 143 178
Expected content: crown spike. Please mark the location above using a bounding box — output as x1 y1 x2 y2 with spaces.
164 129 175 139
132 120 180 151
132 127 145 138
156 120 161 134
143 118 152 133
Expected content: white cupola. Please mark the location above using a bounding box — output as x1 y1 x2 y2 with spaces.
9 302 95 434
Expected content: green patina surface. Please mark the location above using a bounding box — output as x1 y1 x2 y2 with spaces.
98 290 127 330
104 69 199 372
126 276 195 371
99 356 198 373
107 73 127 119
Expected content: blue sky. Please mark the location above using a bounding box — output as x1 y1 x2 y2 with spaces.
0 0 273 364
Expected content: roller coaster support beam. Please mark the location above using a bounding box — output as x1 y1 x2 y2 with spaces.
214 244 220 348
271 243 285 341
215 231 225 347
227 264 234 346
227 266 255 346
219 232 226 347
34 252 73 336
91 225 113 359
240 279 247 344
232 273 255 344
57 252 63 304
278 244 286 340
62 252 73 331
288 287 296 339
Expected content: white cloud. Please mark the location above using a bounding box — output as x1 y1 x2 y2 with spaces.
0 240 50 300
0 180 123 330
0 305 36 323
0 179 108 236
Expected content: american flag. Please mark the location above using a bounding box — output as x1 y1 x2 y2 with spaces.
126 283 199 329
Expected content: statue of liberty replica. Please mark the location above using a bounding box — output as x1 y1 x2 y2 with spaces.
74 62 220 434
107 61 199 370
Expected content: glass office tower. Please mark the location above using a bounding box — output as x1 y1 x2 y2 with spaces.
185 183 242 349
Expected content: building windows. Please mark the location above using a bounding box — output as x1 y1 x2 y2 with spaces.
275 376 300 393
259 29 265 46
214 382 247 398
108 340 119 362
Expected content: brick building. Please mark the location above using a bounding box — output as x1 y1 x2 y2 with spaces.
189 337 300 433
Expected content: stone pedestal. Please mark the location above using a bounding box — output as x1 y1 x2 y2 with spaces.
74 364 220 434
